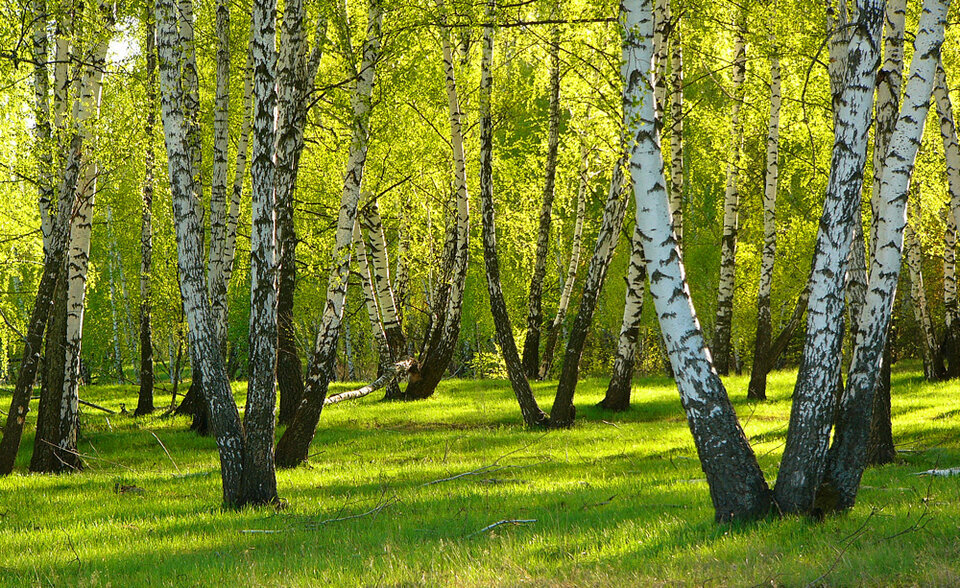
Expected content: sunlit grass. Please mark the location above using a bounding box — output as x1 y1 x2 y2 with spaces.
0 366 958 586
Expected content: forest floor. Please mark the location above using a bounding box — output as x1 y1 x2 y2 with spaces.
0 367 958 586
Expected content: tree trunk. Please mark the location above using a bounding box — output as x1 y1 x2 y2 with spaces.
274 0 382 468
623 0 770 522
772 0 885 515
276 6 327 425
747 30 781 401
400 17 470 401
207 0 231 350
668 9 684 246
136 2 157 416
866 335 896 465
539 147 588 379
549 159 630 426
904 209 944 380
520 27 561 378
156 0 246 505
934 60 960 378
822 0 948 512
240 0 280 505
599 223 646 411
711 13 746 376
476 0 549 427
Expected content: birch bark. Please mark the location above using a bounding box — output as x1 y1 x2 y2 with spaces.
823 0 949 511
623 0 770 522
772 0 885 515
747 29 781 401
934 61 960 378
274 0 382 468
903 201 943 380
520 27 562 378
711 12 746 376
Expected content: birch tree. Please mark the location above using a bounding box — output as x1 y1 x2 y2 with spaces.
772 0 885 515
711 11 746 376
821 0 948 512
622 0 770 522
274 0 382 468
520 27 562 378
599 223 646 411
747 27 781 401
934 60 960 378
903 201 943 381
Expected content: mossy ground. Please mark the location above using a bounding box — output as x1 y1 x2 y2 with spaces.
1 367 958 586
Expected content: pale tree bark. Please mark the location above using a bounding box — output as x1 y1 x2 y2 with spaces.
934 60 960 378
944 198 960 378
747 28 782 401
539 146 589 379
31 5 112 473
274 0 382 468
477 0 548 426
668 9 684 245
241 0 280 505
549 158 630 426
354 220 391 363
772 0 885 515
401 18 471 401
276 7 328 425
520 26 562 378
623 0 770 522
136 0 157 416
822 0 948 512
652 0 669 123
599 223 646 411
862 0 906 463
156 0 246 505
207 0 231 349
711 11 746 376
32 0 53 255
904 203 944 380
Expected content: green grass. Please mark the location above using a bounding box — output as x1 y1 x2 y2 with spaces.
1 368 958 586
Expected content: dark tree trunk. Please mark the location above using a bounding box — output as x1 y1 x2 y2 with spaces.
0 134 82 476
599 224 645 411
550 162 630 427
520 27 561 379
866 338 895 465
748 286 808 400
136 6 157 417
31 268 80 472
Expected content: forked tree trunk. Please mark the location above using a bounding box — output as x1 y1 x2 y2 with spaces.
549 160 630 426
622 0 770 522
276 8 327 425
274 0 382 468
240 0 280 505
822 0 948 512
400 19 470 401
934 60 960 378
521 27 561 378
31 6 112 473
711 13 746 376
747 29 781 401
599 223 646 411
136 3 157 416
772 0 885 515
156 0 246 505
539 148 588 379
477 0 548 426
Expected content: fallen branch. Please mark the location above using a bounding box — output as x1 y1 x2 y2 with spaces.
912 467 960 477
306 495 398 528
324 359 415 406
805 508 878 587
147 430 180 474
79 398 116 414
466 519 537 538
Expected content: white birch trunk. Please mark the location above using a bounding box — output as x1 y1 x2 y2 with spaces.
934 60 960 376
668 13 684 246
711 13 746 375
156 0 245 505
824 0 949 510
773 0 885 515
623 0 770 522
208 0 231 348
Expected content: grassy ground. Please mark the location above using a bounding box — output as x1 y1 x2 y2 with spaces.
0 368 958 586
